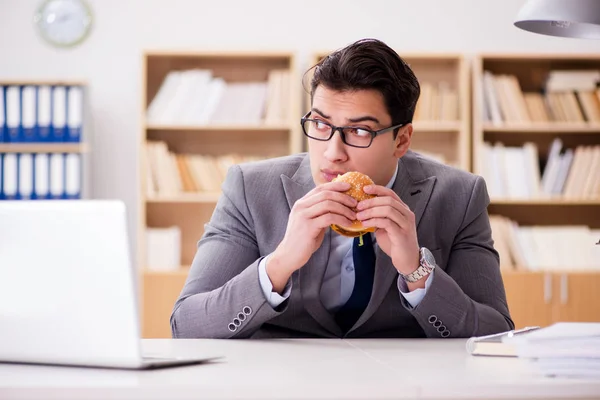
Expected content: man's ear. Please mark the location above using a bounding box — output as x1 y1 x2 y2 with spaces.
392 123 413 158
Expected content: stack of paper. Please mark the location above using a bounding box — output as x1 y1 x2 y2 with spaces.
503 322 600 378
146 226 181 272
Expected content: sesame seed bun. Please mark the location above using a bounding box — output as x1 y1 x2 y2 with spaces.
330 171 376 238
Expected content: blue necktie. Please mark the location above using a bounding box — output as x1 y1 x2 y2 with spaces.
335 233 376 333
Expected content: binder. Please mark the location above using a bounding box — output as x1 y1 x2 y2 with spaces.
37 86 52 142
18 153 33 200
67 86 83 143
21 86 37 143
5 86 20 143
65 153 81 199
34 153 50 200
2 153 18 199
49 152 65 199
51 86 67 142
0 86 5 143
0 154 3 199
0 82 86 201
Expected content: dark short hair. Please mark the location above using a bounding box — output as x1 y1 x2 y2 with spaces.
307 38 420 136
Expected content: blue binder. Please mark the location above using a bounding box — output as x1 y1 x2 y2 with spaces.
66 86 83 143
17 153 34 200
37 86 53 143
21 86 37 143
49 152 66 199
33 153 50 200
5 86 21 143
0 153 4 200
2 153 18 199
51 86 67 143
65 153 81 199
0 86 5 143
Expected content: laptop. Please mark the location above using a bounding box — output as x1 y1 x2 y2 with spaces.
0 200 221 369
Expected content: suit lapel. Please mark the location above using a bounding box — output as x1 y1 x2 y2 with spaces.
282 156 343 337
349 151 437 333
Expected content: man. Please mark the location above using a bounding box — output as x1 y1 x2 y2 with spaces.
170 38 514 339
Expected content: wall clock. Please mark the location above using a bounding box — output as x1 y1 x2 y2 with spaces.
34 0 93 48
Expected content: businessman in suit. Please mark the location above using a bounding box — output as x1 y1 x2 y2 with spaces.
171 38 514 339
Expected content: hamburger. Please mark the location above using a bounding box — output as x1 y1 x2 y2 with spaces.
330 171 377 238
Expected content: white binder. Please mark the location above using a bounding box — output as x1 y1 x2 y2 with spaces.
18 153 33 199
65 153 81 198
34 153 50 199
5 86 20 143
21 86 36 142
3 153 18 199
0 86 5 143
67 86 83 142
49 153 65 199
37 86 52 142
52 86 67 142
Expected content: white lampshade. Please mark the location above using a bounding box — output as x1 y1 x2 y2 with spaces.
514 0 600 39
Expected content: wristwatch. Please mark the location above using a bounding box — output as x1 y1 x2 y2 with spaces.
399 247 437 283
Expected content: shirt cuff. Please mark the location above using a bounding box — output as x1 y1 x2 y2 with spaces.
397 269 435 309
258 254 292 308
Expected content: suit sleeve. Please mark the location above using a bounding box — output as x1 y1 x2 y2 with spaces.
403 176 515 338
170 165 287 338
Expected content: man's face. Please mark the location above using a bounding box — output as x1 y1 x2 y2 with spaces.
307 85 411 186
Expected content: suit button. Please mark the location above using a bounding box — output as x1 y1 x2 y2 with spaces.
238 312 246 321
428 315 437 324
437 325 446 333
243 306 252 315
233 318 241 326
433 320 442 328
228 323 237 332
441 330 450 338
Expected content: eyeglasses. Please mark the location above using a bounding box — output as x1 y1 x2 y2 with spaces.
300 111 405 148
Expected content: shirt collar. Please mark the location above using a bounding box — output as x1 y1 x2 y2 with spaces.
384 162 399 189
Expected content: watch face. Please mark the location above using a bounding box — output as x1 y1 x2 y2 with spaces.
34 0 93 47
421 247 436 266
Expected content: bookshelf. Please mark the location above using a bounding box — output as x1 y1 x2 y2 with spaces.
305 52 470 170
472 54 600 328
0 81 88 200
139 51 301 338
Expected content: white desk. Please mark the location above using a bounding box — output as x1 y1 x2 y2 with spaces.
0 338 598 400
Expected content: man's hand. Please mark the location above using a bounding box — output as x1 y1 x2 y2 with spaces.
267 181 357 293
356 185 424 288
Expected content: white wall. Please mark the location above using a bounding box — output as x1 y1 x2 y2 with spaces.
1 0 599 266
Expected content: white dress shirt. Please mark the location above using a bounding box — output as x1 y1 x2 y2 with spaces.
258 165 434 311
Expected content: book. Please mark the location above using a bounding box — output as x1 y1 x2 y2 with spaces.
466 326 540 357
501 322 600 378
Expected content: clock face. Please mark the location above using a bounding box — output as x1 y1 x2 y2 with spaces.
34 0 93 47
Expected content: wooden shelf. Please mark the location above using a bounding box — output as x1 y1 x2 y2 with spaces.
412 120 462 132
474 54 600 329
146 193 221 203
144 50 294 58
140 50 302 338
503 269 600 275
0 80 87 86
0 143 89 153
143 268 190 277
483 123 600 133
501 270 600 329
490 198 600 206
145 123 291 132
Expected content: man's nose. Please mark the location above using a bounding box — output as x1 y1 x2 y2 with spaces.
323 130 348 162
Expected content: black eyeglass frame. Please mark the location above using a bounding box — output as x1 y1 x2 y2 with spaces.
300 111 405 148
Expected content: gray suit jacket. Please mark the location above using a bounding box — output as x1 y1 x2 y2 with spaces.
171 150 514 339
